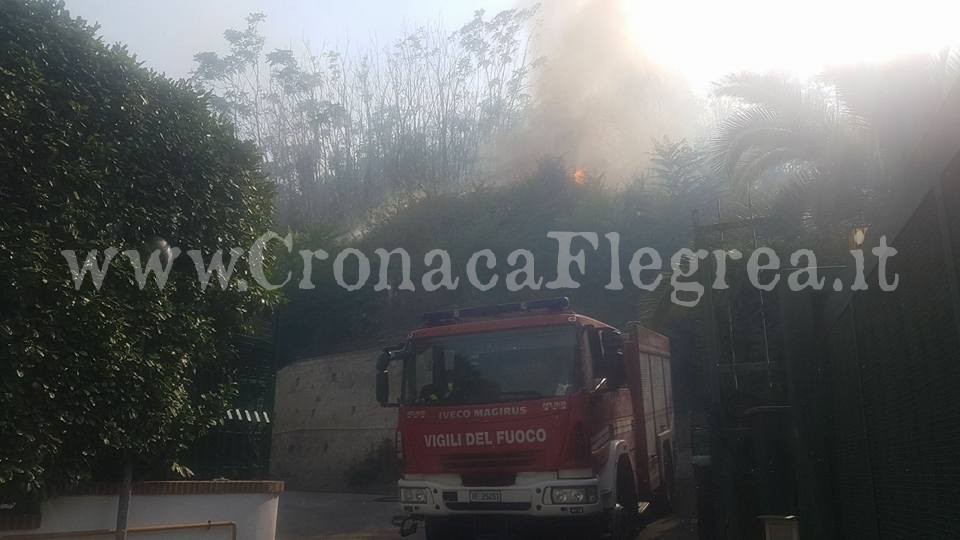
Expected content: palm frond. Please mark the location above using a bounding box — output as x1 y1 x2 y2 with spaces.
709 107 816 180
707 105 779 173
736 147 809 187
946 47 960 86
713 72 800 111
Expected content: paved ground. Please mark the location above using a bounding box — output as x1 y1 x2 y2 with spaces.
276 491 697 540
277 491 402 539
635 517 698 540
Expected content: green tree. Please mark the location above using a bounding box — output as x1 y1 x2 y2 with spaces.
709 72 867 189
707 72 881 251
192 8 539 230
274 155 724 359
0 0 275 498
624 138 722 255
709 56 960 253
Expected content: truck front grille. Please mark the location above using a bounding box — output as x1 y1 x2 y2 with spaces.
460 472 516 486
440 452 535 471
445 502 532 512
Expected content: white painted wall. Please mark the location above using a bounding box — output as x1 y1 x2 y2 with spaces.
5 493 278 540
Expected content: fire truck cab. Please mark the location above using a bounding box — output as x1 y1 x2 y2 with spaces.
375 297 675 539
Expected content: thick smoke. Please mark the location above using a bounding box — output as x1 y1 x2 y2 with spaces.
491 0 699 183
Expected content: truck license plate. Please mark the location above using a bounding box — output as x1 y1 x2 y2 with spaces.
469 490 501 503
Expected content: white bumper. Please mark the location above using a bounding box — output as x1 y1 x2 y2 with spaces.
397 473 603 517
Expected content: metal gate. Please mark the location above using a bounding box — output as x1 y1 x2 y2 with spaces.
822 153 960 538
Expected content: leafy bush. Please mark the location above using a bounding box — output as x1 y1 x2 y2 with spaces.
276 156 723 359
0 0 274 497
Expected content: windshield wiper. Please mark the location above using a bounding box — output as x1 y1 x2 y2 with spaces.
497 390 543 400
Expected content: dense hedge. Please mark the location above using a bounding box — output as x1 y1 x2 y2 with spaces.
0 0 274 497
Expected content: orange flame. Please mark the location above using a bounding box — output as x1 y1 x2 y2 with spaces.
573 168 587 185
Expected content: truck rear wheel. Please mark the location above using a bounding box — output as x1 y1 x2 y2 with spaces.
653 440 675 514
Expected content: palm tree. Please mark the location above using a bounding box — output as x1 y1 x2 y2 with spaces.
709 72 864 185
706 70 888 253
710 51 960 230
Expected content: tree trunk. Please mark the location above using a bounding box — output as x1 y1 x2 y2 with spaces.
114 459 133 540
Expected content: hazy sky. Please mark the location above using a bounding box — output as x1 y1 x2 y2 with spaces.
63 0 514 79
64 0 960 88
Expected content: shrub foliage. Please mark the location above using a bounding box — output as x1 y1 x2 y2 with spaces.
0 0 274 496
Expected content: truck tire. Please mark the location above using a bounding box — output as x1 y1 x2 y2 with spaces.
653 440 675 514
603 458 639 540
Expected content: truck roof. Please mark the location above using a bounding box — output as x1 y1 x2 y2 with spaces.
409 311 615 340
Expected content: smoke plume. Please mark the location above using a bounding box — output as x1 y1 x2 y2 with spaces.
492 0 699 183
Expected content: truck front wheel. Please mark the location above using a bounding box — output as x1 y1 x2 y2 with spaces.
607 459 640 540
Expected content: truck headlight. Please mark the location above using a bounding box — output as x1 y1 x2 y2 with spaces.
400 487 431 504
550 486 597 504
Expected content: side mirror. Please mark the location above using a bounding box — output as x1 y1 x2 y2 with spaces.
601 330 624 353
376 369 390 405
376 348 401 407
597 330 626 388
587 327 603 363
376 350 391 372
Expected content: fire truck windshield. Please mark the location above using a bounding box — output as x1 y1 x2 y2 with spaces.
405 325 581 406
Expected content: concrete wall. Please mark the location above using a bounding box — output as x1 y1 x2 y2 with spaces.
4 491 278 540
270 348 400 491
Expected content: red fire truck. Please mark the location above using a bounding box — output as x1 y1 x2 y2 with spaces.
375 298 675 539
